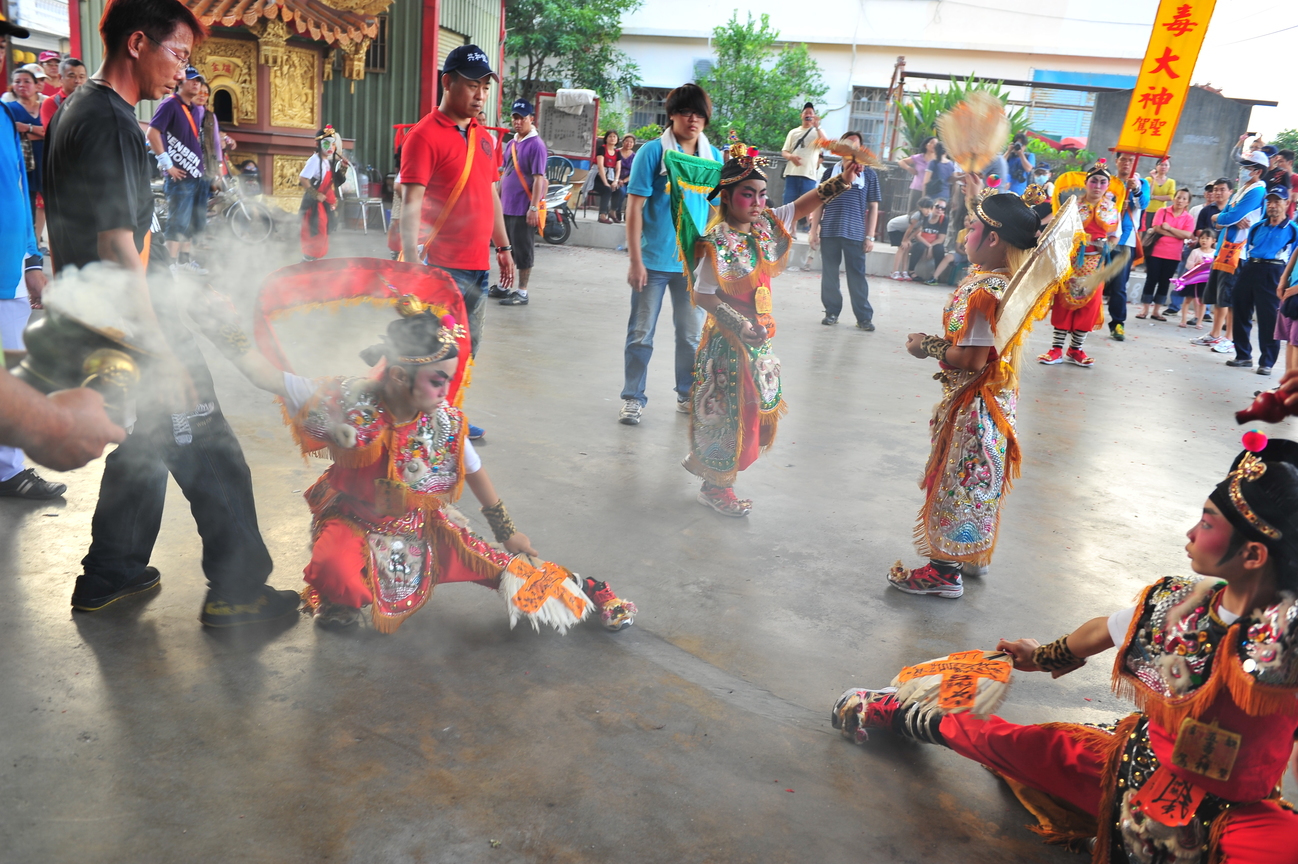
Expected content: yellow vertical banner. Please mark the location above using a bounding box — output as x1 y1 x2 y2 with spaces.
1116 0 1217 158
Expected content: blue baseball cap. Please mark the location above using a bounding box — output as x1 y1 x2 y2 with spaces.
511 99 534 117
442 44 498 81
184 65 205 82
1265 186 1289 201
1261 145 1279 157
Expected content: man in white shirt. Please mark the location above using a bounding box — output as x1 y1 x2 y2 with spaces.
780 103 821 236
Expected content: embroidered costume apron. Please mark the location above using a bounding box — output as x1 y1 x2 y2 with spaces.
1050 196 1119 332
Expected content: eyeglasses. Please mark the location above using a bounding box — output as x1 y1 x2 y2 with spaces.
146 34 191 70
674 112 707 122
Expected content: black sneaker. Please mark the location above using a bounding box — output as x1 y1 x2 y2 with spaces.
487 283 509 299
856 321 876 331
1225 359 1254 368
0 468 67 499
71 567 161 611
821 314 838 325
499 292 529 306
199 585 301 628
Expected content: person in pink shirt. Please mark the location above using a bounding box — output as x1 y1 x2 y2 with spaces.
1138 188 1195 320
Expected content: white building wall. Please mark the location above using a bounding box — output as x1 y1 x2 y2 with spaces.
620 0 1153 140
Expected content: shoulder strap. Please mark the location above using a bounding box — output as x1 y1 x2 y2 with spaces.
417 124 477 252
178 103 199 140
509 139 533 200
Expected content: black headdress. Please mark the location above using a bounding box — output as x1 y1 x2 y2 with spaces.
1208 435 1298 580
972 186 1047 250
360 295 462 367
707 132 772 201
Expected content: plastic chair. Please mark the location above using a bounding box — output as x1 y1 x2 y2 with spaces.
546 156 574 186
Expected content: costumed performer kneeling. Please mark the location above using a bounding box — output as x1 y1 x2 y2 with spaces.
199 293 636 633
837 435 1298 863
680 136 860 516
887 182 1056 599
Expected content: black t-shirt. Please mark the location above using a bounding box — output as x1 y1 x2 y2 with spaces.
1194 203 1221 235
45 79 153 273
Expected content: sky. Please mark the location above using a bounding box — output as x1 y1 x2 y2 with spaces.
1191 3 1297 137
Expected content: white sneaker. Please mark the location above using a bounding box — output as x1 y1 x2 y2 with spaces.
1190 334 1215 346
1212 338 1234 354
676 397 690 414
618 398 643 425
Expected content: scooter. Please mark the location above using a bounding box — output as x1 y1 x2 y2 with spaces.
542 180 576 245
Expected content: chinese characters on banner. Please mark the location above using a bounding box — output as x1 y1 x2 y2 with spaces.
1116 0 1217 158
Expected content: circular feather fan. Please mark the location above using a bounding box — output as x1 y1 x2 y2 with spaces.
936 90 1010 175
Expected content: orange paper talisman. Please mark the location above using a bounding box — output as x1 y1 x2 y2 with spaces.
894 650 1012 713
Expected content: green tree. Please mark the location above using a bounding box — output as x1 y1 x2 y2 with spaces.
897 76 1029 156
504 0 642 103
696 13 827 152
1271 129 1298 153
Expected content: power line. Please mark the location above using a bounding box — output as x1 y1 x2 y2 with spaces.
1214 23 1298 46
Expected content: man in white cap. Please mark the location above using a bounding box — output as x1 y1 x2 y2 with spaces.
1200 151 1269 353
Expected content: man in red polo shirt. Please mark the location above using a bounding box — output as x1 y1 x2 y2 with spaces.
400 44 514 366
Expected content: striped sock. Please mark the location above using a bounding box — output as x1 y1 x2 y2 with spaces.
1052 329 1067 349
1070 330 1088 351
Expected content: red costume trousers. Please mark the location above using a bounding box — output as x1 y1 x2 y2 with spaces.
939 713 1298 863
1049 291 1103 332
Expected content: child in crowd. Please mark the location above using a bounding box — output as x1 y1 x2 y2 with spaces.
908 198 948 284
890 197 932 281
930 213 975 286
1179 228 1215 328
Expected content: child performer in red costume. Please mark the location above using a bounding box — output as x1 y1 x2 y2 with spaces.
1038 160 1124 368
199 284 635 633
835 435 1298 864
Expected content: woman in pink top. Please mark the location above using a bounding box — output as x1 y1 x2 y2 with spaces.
1138 188 1194 320
898 136 937 213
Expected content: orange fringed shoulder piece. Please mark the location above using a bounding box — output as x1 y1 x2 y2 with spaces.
944 283 1002 349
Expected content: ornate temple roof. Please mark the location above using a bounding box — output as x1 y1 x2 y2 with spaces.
185 0 384 50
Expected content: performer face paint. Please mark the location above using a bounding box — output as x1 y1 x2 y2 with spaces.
1186 501 1241 575
1084 174 1110 202
385 358 458 417
724 179 768 225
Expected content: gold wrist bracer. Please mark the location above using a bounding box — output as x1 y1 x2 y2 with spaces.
815 173 852 204
1032 636 1086 674
217 323 251 356
481 500 517 543
921 334 952 361
712 302 751 333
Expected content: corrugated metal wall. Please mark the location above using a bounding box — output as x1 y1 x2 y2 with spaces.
320 0 422 177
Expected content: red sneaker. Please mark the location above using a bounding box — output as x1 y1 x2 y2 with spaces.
1065 348 1094 367
1037 346 1064 365
581 577 637 631
832 687 900 744
697 483 752 517
887 561 964 598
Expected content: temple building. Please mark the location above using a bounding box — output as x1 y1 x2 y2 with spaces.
72 0 504 207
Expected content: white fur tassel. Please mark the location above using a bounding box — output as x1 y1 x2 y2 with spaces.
498 563 591 635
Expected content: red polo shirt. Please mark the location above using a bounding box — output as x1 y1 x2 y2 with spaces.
400 108 499 271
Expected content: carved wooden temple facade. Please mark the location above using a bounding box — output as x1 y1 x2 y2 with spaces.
74 0 505 207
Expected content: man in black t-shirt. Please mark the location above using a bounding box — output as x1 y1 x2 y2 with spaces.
44 0 298 627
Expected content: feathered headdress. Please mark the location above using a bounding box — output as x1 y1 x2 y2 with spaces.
936 90 1009 174
707 131 771 201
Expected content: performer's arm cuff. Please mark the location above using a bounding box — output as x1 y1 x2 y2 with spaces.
815 173 852 204
1032 635 1087 674
481 499 517 543
921 334 952 361
712 302 750 333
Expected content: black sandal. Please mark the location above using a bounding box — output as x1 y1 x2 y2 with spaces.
1151 314 1167 321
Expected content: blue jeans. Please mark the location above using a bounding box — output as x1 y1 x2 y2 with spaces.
820 235 873 324
164 175 208 241
622 269 703 405
438 267 488 356
1106 253 1133 330
783 175 815 206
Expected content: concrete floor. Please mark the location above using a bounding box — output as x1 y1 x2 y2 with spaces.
3 230 1295 863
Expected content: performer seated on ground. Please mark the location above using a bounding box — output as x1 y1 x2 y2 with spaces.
680 136 859 516
887 183 1048 598
837 435 1298 864
198 293 635 633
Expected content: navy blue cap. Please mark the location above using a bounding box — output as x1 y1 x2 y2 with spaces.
184 65 205 81
1266 186 1289 201
511 98 534 117
1261 145 1279 157
442 44 498 81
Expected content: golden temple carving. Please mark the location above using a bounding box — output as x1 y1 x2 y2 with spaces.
270 46 320 129
342 42 369 81
255 17 291 68
193 37 257 125
320 0 392 16
272 155 310 198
